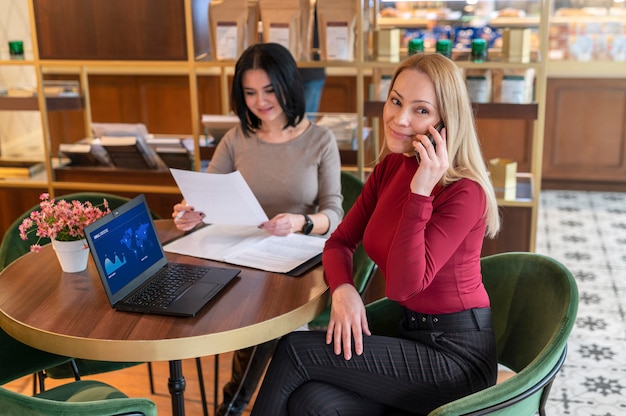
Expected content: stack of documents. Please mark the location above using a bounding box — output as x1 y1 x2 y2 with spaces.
164 169 325 275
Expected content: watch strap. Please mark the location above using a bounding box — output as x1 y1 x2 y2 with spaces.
301 214 314 235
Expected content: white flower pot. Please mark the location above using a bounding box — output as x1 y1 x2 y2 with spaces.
52 239 89 273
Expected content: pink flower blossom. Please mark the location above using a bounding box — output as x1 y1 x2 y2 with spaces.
19 193 111 253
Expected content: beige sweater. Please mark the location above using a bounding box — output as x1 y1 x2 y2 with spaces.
207 123 343 235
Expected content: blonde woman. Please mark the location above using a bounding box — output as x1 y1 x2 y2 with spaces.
251 53 500 415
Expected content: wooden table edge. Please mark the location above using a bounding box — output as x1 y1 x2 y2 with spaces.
0 287 329 362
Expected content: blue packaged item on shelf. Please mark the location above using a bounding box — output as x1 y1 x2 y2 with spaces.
454 26 476 49
403 29 423 48
432 25 453 41
453 25 501 50
475 26 501 48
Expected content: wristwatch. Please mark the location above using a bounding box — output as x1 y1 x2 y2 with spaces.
301 214 314 235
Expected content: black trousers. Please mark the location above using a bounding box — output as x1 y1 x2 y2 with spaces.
251 308 497 416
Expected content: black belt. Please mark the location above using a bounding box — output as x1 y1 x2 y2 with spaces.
402 307 492 332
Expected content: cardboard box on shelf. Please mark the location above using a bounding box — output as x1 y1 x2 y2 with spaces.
317 0 357 61
465 69 492 104
502 28 531 63
489 158 517 200
209 0 255 61
492 68 535 104
375 28 400 62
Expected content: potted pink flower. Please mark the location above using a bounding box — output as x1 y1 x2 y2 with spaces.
19 193 111 272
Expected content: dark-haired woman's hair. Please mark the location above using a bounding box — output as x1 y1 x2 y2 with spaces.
231 43 306 135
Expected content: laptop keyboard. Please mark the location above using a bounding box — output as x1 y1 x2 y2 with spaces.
126 264 210 308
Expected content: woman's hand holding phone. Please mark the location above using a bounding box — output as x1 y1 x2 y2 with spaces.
414 121 444 163
411 122 448 196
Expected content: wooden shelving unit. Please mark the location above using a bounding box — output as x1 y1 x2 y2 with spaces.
0 0 552 253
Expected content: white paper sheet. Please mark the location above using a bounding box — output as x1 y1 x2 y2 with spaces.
170 169 268 226
163 224 325 274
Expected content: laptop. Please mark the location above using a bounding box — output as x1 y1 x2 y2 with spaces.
84 194 240 317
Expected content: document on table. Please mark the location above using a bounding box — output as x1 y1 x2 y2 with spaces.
167 169 324 275
169 168 268 226
163 224 326 275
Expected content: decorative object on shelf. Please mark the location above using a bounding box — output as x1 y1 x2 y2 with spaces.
376 28 400 62
51 238 90 273
8 40 24 60
42 80 80 97
408 37 424 56
502 28 531 63
317 0 357 61
489 158 518 201
471 38 488 62
465 68 492 103
435 38 452 58
18 193 110 271
0 160 44 179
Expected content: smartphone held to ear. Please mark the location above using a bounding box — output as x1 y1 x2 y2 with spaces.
415 121 444 162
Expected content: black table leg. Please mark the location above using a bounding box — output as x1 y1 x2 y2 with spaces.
168 359 186 416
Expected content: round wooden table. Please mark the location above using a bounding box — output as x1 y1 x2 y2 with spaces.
0 220 329 415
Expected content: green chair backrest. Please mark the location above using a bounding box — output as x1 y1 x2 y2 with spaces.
340 171 363 214
0 329 72 386
0 192 159 271
482 252 578 373
341 171 377 294
428 252 579 415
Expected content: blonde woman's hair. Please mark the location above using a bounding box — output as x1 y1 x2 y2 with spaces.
387 53 500 237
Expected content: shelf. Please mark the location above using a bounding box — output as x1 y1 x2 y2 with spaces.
0 161 48 185
495 173 534 207
40 60 191 75
364 51 544 69
199 144 365 167
54 166 178 188
547 61 626 78
377 16 541 29
0 96 84 111
46 96 84 111
0 97 38 111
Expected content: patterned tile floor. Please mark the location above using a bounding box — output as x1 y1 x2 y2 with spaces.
535 190 626 416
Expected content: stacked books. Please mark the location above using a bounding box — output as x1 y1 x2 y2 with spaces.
0 160 45 179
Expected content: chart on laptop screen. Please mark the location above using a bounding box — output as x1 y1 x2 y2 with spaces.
89 202 162 295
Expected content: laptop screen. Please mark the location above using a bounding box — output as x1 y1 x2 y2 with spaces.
86 195 167 300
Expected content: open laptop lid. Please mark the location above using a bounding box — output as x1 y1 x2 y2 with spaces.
84 194 167 307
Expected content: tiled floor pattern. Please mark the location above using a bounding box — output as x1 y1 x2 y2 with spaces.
536 190 626 415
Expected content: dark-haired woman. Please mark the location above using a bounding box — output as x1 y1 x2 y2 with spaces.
171 42 343 416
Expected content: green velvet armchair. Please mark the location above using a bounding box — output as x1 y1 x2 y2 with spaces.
366 252 579 416
0 380 157 416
